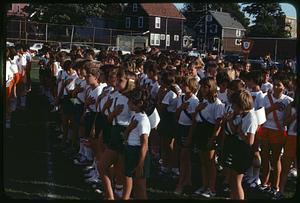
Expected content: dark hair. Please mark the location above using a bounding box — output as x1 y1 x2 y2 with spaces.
63 60 73 71
272 72 289 87
128 88 151 112
199 77 218 102
230 89 253 111
248 70 263 86
216 71 230 86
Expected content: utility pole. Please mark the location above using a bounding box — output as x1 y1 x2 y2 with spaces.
204 3 208 53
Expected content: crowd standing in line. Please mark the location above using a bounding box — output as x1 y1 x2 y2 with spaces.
5 43 297 200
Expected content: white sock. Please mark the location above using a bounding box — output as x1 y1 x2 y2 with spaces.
245 167 253 182
79 140 85 156
85 146 93 161
10 98 17 111
20 96 26 107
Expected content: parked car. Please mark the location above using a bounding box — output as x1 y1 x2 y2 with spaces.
6 41 15 47
29 43 43 56
107 46 131 55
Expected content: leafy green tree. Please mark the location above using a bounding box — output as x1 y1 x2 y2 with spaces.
242 3 290 37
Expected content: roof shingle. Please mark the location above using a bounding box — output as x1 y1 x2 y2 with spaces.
210 10 245 30
140 3 186 19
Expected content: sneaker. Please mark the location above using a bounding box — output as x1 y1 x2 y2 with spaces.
73 156 89 165
85 175 101 184
288 168 297 178
84 169 96 178
194 186 206 195
95 188 103 195
256 184 271 194
272 191 285 200
114 187 123 199
57 134 63 139
201 189 216 198
84 164 95 172
222 183 230 193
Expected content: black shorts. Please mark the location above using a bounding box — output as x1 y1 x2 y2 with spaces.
101 115 111 145
124 145 150 178
193 121 216 151
157 111 177 138
74 103 84 124
107 124 126 152
222 135 254 174
94 112 104 138
177 124 191 148
62 96 75 115
84 112 97 138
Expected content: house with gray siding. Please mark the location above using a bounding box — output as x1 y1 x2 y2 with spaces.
194 10 246 53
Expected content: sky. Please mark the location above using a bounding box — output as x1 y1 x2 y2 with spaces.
174 3 297 24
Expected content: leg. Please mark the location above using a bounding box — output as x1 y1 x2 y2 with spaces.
207 149 216 193
122 176 133 200
260 137 271 186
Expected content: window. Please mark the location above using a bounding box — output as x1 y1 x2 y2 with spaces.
155 17 161 29
236 29 241 37
206 15 212 22
150 33 160 46
133 3 137 12
174 35 179 41
138 17 143 28
235 39 242 46
166 34 170 46
126 17 131 28
209 24 217 33
160 34 165 40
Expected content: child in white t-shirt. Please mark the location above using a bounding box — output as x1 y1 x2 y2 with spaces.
122 88 151 199
174 77 199 194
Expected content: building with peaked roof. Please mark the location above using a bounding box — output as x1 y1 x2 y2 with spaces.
123 3 186 50
193 10 246 53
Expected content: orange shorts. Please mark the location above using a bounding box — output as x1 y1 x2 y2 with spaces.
283 136 297 157
6 80 14 99
260 127 287 145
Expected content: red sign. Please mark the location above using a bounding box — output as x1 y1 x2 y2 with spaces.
241 39 254 52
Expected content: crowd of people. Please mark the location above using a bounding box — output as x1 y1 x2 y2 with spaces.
5 43 297 200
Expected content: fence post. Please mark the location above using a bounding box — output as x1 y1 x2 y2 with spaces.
92 27 96 47
70 25 74 49
274 39 278 62
109 29 112 46
19 20 22 42
45 23 48 42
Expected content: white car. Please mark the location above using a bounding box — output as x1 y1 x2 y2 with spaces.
6 41 15 47
30 43 43 56
107 46 131 55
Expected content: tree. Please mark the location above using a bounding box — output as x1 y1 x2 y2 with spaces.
242 3 290 37
22 3 124 25
182 3 249 29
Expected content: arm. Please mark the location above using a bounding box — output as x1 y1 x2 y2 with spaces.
284 104 296 126
133 134 149 178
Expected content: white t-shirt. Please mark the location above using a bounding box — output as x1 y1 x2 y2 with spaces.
9 57 19 74
177 94 199 125
74 78 87 104
99 86 115 115
162 90 178 113
110 91 132 126
57 70 68 98
127 112 151 146
139 73 148 86
197 69 205 80
263 94 293 130
6 60 14 87
251 90 266 110
223 104 242 136
241 110 258 139
86 85 104 112
195 98 225 124
217 89 228 105
63 71 78 95
288 107 297 136
261 82 273 94
52 62 61 78
194 75 201 83
17 54 27 73
150 81 160 99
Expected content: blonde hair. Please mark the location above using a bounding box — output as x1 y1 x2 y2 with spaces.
231 89 253 111
184 76 199 94
199 77 218 102
117 69 137 94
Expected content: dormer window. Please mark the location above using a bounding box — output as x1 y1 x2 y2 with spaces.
133 3 137 12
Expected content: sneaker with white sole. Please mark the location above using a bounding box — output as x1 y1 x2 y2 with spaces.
84 169 96 178
114 187 123 199
85 175 101 184
201 189 216 198
194 186 206 195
